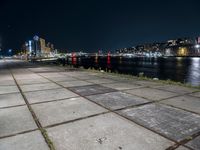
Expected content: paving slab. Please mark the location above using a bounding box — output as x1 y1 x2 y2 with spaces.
13 70 40 75
0 93 25 108
14 74 42 80
28 67 61 73
86 78 116 84
39 72 67 78
0 75 14 81
156 85 199 94
61 71 86 77
69 85 117 96
58 80 93 87
24 88 78 104
0 131 49 150
61 71 80 76
32 97 107 127
75 75 101 80
133 80 164 87
47 113 173 150
0 69 10 74
190 92 200 98
87 91 149 110
102 76 138 83
20 82 61 92
161 95 200 114
102 82 144 90
0 106 37 137
0 80 16 86
175 146 190 150
47 76 77 82
118 104 200 142
125 87 178 101
16 78 50 85
97 74 128 81
85 72 100 76
185 136 200 150
0 86 19 95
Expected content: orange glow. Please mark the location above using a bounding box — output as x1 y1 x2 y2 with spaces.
177 47 188 56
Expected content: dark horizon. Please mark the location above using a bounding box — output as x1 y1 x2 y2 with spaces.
0 0 200 52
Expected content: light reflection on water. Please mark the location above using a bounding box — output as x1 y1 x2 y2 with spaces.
80 56 200 86
187 57 200 86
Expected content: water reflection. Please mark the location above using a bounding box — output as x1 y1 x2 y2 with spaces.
187 58 200 86
79 56 200 86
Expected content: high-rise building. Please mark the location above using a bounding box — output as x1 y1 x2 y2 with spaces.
50 44 54 51
167 40 177 46
45 47 51 53
39 38 46 54
33 35 40 56
46 42 51 48
197 37 200 44
23 36 55 57
39 38 54 54
21 43 27 54
28 40 34 54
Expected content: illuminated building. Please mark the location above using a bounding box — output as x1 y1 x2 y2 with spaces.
39 38 54 55
167 40 177 46
33 35 40 56
45 47 51 53
22 36 55 57
39 38 46 54
177 47 188 56
165 48 173 56
197 37 200 44
28 40 34 55
50 44 54 51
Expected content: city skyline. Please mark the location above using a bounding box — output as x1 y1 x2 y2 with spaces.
20 35 200 54
0 0 200 52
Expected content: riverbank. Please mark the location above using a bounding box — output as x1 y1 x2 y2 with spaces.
85 68 200 89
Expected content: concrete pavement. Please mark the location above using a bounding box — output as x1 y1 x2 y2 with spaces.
0 59 200 150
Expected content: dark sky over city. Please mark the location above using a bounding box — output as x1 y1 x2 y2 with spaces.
0 0 200 52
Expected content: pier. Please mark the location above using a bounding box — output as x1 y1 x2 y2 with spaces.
0 58 200 150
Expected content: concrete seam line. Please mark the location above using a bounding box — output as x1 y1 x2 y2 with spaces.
9 69 56 150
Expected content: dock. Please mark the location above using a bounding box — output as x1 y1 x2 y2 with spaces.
0 59 200 150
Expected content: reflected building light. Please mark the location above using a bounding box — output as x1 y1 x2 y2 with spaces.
176 57 183 67
192 57 200 68
187 57 200 86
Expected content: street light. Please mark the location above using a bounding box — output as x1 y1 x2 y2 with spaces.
195 44 200 49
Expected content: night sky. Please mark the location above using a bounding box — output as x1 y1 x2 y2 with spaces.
0 0 200 52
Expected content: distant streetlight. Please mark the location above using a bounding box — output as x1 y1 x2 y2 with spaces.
195 44 200 48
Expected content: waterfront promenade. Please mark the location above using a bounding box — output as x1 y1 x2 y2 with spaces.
0 59 200 150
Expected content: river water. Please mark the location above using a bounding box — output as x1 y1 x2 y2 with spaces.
68 56 200 86
115 57 200 86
